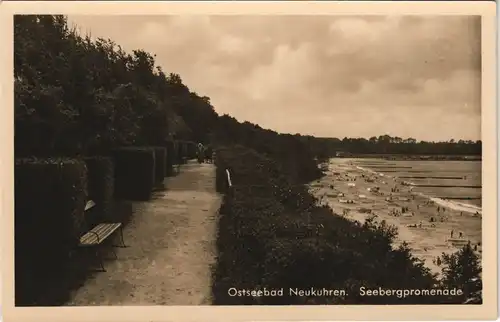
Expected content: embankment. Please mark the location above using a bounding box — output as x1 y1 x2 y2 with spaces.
210 145 473 305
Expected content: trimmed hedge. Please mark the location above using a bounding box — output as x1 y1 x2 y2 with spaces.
174 140 183 165
180 141 188 163
83 156 115 226
187 141 197 159
113 147 156 201
152 146 167 184
165 140 176 177
15 157 88 306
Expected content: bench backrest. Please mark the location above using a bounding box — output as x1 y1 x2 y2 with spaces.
85 200 96 211
82 200 97 232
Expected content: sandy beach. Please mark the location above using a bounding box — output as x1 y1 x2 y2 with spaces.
309 158 482 276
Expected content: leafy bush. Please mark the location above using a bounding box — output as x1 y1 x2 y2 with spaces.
15 157 88 306
213 116 323 183
113 147 155 201
83 156 114 226
438 243 482 304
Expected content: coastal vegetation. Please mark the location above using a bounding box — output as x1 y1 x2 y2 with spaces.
14 15 482 306
212 145 482 304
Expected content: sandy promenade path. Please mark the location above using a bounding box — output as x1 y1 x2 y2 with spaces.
309 158 482 276
66 161 222 306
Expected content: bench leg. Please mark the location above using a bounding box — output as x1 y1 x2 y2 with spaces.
95 248 106 272
110 246 118 260
113 226 127 248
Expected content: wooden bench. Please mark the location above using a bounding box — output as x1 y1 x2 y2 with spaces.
78 200 127 272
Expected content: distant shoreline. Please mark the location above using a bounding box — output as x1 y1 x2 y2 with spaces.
324 154 481 161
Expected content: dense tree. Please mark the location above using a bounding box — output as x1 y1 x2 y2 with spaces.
15 15 192 157
308 135 481 158
439 243 482 303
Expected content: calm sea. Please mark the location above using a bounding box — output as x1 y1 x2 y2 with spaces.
350 158 482 208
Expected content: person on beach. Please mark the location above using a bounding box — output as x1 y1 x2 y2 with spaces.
450 230 454 238
459 231 463 238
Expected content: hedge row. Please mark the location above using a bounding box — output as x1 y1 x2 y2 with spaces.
113 147 156 201
15 158 88 305
83 156 115 226
212 146 446 305
186 141 197 159
165 140 176 177
152 146 167 184
15 140 197 305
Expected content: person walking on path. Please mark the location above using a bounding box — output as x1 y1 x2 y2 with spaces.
204 144 213 163
197 143 205 164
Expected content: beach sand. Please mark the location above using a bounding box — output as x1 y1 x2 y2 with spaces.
309 158 482 276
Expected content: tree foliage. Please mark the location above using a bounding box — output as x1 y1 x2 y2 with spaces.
15 15 195 157
438 243 482 304
308 135 481 159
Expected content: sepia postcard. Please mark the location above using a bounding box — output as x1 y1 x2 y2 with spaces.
0 1 497 321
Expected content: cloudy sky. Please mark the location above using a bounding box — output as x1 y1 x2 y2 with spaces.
67 15 481 142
